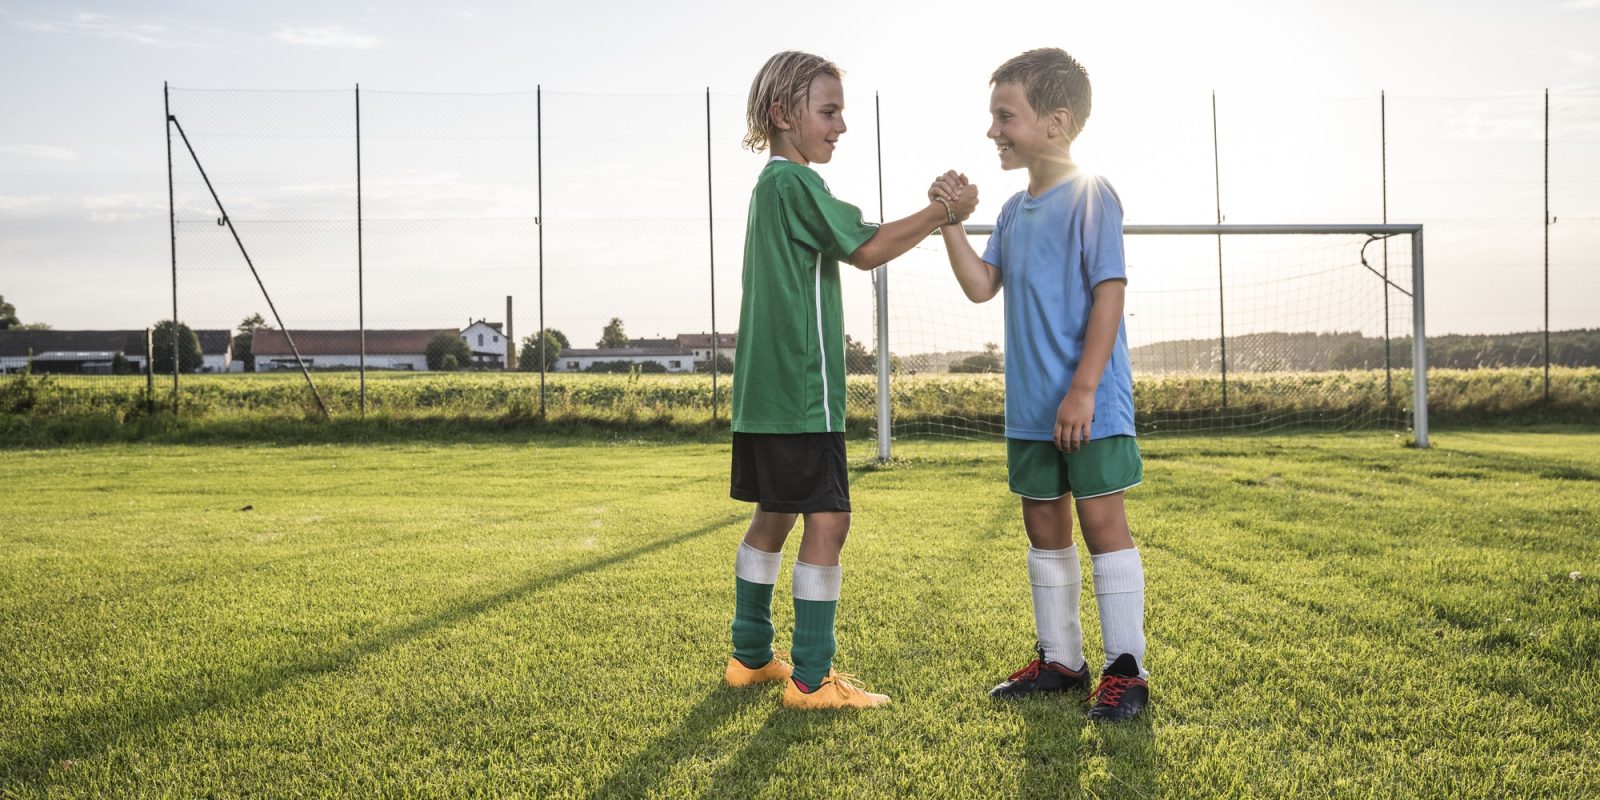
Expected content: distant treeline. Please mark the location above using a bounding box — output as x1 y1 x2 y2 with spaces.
1129 329 1600 373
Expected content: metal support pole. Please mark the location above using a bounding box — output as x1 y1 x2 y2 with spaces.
145 327 155 414
706 88 720 421
357 83 366 417
169 114 329 417
1544 88 1551 402
537 86 546 418
1211 91 1228 408
1411 230 1429 448
1381 90 1393 407
165 82 179 414
874 92 891 462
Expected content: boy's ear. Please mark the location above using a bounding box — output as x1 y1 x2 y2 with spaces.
1048 108 1074 138
769 101 793 131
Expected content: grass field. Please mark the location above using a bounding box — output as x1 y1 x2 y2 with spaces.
3 431 1598 798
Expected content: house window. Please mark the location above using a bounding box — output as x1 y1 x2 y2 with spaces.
567 361 578 369
493 336 499 343
478 334 484 346
670 360 681 369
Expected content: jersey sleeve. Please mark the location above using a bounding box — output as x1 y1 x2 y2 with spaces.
1081 177 1127 287
779 170 879 263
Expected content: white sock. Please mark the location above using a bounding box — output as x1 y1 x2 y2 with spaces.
1028 545 1085 669
791 561 842 602
735 541 782 585
1091 547 1148 678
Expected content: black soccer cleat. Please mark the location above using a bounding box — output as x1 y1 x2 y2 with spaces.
1087 653 1149 722
989 645 1091 699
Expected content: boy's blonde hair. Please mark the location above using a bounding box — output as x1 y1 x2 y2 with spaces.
743 51 843 152
991 48 1092 141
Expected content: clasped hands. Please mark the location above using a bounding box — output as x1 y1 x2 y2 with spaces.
928 170 978 227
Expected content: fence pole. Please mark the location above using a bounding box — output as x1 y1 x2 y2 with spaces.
1544 87 1551 402
357 83 367 417
145 327 154 414
874 92 891 462
1211 91 1227 409
706 88 719 421
537 85 546 418
165 82 179 414
1381 90 1393 407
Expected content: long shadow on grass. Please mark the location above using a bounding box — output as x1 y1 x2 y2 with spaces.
0 511 748 791
585 686 773 798
693 706 847 799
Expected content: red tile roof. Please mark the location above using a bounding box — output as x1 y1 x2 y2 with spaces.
251 329 454 356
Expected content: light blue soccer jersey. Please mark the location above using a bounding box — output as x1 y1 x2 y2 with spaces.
981 174 1135 442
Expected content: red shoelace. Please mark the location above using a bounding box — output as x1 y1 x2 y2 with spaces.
1006 659 1043 682
1089 674 1142 707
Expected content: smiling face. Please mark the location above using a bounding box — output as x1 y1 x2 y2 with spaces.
987 81 1066 172
772 74 846 165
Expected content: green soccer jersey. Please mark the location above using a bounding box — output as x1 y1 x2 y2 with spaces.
732 158 878 433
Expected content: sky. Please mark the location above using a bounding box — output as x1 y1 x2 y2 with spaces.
2 0 1598 350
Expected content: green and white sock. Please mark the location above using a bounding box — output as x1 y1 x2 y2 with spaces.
791 561 842 691
731 541 782 668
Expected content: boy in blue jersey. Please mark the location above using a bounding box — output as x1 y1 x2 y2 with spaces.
933 48 1149 722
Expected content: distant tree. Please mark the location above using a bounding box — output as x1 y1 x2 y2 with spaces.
518 328 566 371
1331 338 1384 370
232 313 269 372
598 318 629 349
426 332 473 371
695 352 734 373
151 320 204 373
950 342 1004 374
845 336 874 374
14 322 51 330
0 295 17 330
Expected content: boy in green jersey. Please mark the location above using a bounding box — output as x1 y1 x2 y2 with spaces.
724 50 977 710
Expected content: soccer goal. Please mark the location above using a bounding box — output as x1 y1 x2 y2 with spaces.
867 224 1427 460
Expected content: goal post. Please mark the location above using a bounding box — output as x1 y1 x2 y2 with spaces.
872 223 1427 460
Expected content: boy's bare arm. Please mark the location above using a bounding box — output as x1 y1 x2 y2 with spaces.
848 182 978 270
1055 278 1126 451
940 222 1001 303
929 171 1000 302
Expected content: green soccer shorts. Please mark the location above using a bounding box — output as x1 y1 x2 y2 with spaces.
1006 435 1143 500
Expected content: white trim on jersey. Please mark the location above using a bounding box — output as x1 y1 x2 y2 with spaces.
814 251 831 431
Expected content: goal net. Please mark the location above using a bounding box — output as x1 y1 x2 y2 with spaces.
870 224 1426 452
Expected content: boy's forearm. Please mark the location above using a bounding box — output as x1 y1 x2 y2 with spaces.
940 225 1001 302
1069 280 1126 395
847 203 950 270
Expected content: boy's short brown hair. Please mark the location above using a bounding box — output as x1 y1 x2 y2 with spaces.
991 48 1092 141
743 51 843 152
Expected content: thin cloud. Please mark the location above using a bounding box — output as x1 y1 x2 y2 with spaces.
0 195 51 213
84 193 166 223
1 144 77 160
270 25 379 49
11 12 204 48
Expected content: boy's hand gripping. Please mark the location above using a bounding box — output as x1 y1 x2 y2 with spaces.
928 170 978 225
